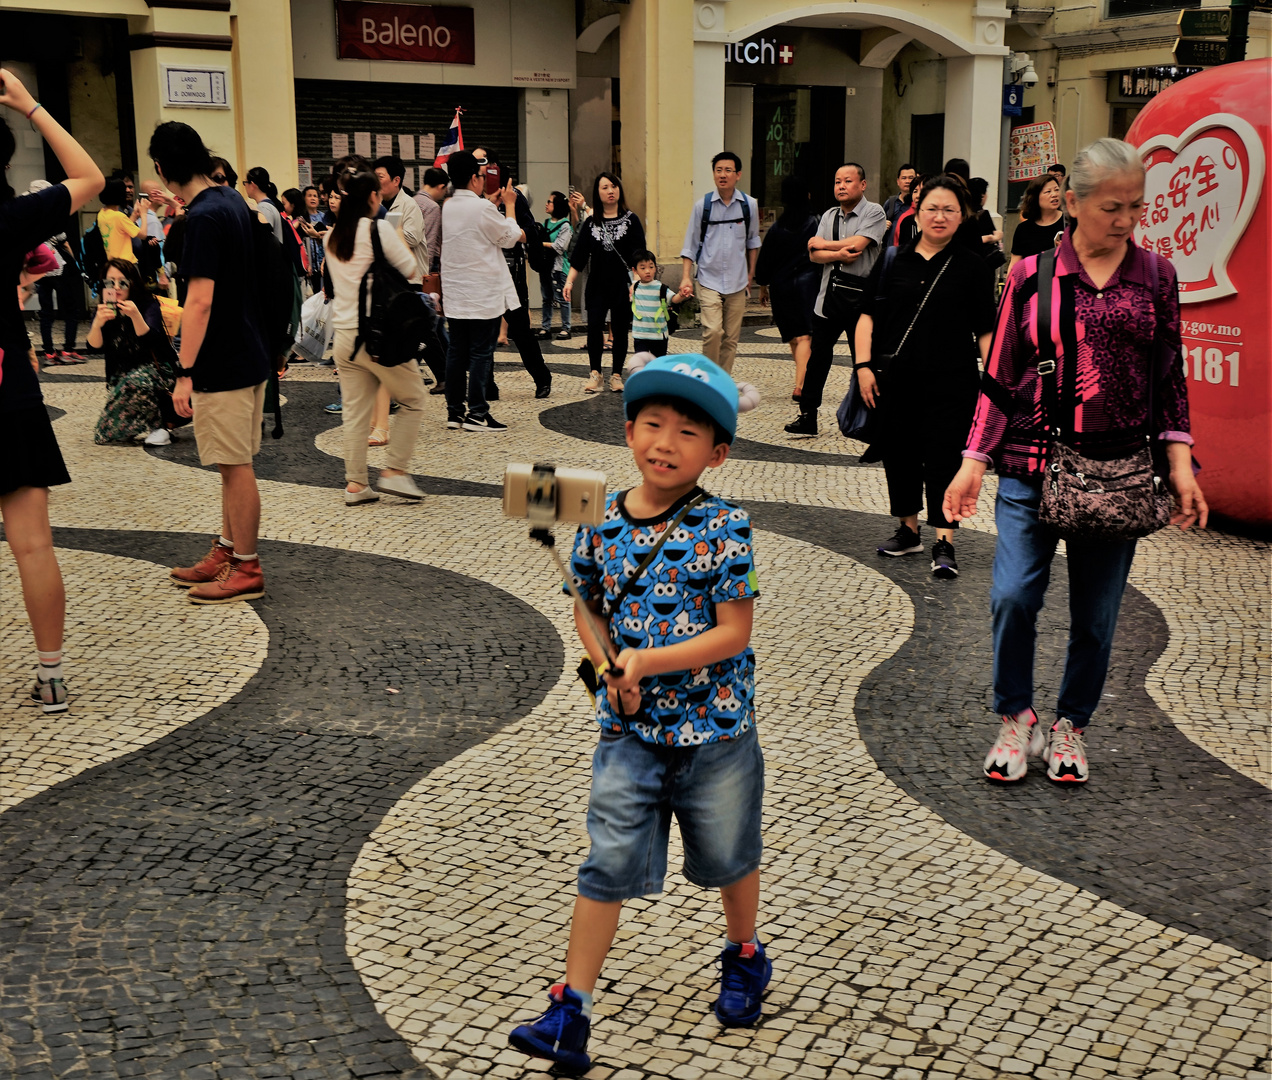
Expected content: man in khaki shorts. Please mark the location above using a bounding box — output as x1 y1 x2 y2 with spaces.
149 121 272 604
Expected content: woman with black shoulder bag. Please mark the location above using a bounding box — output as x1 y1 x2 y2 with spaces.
855 174 997 577
944 139 1206 786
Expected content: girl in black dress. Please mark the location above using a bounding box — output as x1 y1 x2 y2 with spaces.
0 68 105 714
854 176 998 579
563 172 646 393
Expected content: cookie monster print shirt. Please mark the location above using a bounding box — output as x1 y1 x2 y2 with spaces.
567 488 759 746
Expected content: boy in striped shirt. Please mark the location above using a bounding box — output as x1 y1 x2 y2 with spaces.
629 250 683 358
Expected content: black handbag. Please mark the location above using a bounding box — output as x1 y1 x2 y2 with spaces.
1034 248 1172 543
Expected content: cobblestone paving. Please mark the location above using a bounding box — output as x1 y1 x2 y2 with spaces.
2 329 1268 1080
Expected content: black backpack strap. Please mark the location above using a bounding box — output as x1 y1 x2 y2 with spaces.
604 492 710 616
695 193 713 263
1035 247 1064 441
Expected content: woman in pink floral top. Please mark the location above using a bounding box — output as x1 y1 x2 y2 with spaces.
943 139 1208 786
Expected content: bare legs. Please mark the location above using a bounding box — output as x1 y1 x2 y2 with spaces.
562 870 761 995
0 486 65 652
789 335 810 397
218 463 261 556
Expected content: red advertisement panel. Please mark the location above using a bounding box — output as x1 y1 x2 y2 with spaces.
336 1 475 65
1128 60 1271 526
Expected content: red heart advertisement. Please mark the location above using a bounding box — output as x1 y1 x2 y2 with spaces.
1128 59 1271 527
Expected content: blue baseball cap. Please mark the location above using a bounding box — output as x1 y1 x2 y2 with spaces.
623 353 740 443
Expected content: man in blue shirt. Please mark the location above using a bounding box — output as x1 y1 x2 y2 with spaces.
678 152 761 374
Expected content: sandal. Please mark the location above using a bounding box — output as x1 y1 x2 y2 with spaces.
368 427 389 447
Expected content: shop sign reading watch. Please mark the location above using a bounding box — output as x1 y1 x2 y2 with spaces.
335 1 475 65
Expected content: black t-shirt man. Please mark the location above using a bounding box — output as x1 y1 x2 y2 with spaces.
179 184 270 393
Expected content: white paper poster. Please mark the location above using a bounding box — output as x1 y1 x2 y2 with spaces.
404 166 416 190
354 131 371 157
419 134 436 160
375 134 392 158
331 133 349 158
399 135 414 160
297 159 312 188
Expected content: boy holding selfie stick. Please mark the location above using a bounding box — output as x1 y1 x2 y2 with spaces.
509 354 766 1073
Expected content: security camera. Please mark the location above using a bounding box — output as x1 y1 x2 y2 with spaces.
1021 64 1039 86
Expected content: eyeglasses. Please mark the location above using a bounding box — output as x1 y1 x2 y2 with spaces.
920 207 961 218
103 279 130 289
211 174 226 183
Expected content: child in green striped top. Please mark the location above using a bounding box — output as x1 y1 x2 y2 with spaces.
629 250 683 358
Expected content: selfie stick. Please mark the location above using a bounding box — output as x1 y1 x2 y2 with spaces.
525 463 624 679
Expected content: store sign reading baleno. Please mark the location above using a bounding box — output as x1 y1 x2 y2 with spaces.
335 0 475 65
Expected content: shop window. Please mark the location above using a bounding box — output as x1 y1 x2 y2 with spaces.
909 114 944 178
748 86 845 216
1106 0 1199 17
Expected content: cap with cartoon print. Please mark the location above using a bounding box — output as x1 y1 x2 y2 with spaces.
622 352 760 444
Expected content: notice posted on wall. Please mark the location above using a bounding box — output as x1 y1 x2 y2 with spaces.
1008 122 1059 182
419 134 436 160
399 135 414 160
298 159 312 188
332 133 349 158
404 166 415 190
354 131 372 157
375 134 392 158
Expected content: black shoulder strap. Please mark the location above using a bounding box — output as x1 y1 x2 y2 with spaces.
605 492 710 615
368 219 385 265
1035 248 1065 441
832 212 839 242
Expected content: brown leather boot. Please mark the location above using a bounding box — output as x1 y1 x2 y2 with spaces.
170 542 233 587
188 558 265 604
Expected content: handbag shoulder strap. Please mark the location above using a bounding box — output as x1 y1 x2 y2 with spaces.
605 491 710 615
1035 247 1064 440
892 251 950 356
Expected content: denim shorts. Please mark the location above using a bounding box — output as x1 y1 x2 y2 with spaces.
577 727 764 902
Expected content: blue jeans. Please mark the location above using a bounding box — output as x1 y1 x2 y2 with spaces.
991 476 1138 727
540 269 570 332
578 727 764 902
444 316 500 421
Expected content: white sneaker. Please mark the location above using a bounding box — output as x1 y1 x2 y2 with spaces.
609 373 624 392
983 709 1046 782
1044 719 1090 783
376 473 425 500
144 428 171 446
583 370 603 394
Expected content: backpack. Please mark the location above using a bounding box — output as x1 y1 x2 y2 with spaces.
517 193 548 275
252 216 300 438
694 190 752 263
357 221 431 367
80 223 106 283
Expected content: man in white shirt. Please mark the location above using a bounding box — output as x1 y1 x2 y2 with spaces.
374 155 427 283
678 152 761 373
440 150 523 432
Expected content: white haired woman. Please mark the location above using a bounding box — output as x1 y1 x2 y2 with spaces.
943 138 1207 785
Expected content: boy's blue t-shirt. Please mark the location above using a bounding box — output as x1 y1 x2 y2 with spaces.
567 488 759 746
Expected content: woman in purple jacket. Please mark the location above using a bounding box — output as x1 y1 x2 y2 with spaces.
943 138 1208 786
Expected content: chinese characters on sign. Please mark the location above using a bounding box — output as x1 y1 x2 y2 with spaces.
1008 122 1058 182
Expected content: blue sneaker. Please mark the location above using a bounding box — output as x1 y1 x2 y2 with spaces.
714 939 771 1027
508 983 591 1073
324 401 342 414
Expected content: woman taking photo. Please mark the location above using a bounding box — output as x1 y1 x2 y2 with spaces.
563 171 645 393
754 174 820 401
87 258 179 446
945 138 1206 785
324 169 428 505
1008 173 1066 271
855 174 997 578
0 69 104 714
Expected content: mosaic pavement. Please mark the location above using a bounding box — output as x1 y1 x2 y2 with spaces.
2 327 1269 1080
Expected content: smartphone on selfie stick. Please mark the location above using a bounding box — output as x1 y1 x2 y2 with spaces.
503 462 623 679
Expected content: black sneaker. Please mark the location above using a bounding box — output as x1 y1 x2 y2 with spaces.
463 413 508 432
446 413 464 430
535 382 552 399
878 524 922 556
931 538 959 578
784 411 817 436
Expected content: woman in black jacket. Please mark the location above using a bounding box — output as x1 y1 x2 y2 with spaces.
854 176 998 579
754 175 820 401
563 171 646 393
